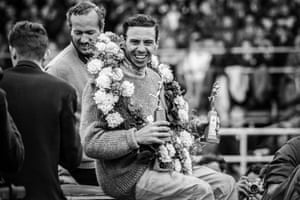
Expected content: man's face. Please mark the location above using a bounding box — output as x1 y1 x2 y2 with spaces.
70 10 101 56
124 26 157 69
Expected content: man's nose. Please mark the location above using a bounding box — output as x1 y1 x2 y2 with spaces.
80 34 91 43
136 44 146 52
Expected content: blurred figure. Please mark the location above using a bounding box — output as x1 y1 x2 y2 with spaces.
46 1 106 185
0 21 82 200
263 136 300 200
195 154 227 173
0 86 24 174
0 85 25 199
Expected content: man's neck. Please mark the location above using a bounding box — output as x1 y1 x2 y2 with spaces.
14 58 43 70
71 42 90 64
122 57 147 78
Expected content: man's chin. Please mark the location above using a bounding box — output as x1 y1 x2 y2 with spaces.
79 50 93 57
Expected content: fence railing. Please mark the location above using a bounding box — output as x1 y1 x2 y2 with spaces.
219 128 300 174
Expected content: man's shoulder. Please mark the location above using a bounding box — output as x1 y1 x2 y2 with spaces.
40 72 76 94
147 67 161 80
46 44 77 72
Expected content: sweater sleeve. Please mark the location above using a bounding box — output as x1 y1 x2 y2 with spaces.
80 80 139 160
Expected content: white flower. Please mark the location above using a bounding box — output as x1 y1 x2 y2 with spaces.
95 74 111 89
158 64 174 83
93 90 115 114
95 42 106 52
106 112 124 128
158 145 172 162
151 55 159 69
111 68 124 81
100 67 113 76
121 81 135 97
166 143 176 157
174 159 182 172
178 109 189 123
146 115 154 123
179 130 194 148
175 136 182 145
87 58 104 74
98 33 110 43
105 42 120 54
174 96 187 110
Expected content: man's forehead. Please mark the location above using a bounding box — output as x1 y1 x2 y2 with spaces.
126 26 156 40
70 10 99 29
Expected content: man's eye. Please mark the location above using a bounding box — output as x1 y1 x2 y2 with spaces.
131 40 140 45
144 41 154 45
86 31 96 35
74 31 82 35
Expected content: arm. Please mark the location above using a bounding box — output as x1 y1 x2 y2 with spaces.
264 137 300 191
81 81 171 160
0 89 24 173
59 87 82 170
81 81 139 160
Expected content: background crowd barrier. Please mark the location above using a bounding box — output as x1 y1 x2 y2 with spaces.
219 128 300 175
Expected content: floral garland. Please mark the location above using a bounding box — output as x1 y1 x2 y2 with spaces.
87 32 196 175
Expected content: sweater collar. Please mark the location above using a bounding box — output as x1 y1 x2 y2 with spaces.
121 57 148 79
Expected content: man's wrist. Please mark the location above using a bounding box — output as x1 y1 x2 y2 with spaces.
126 128 140 149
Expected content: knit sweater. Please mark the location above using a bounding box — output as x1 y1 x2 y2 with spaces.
81 65 162 199
46 43 94 169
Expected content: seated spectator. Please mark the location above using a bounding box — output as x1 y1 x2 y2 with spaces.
263 137 300 200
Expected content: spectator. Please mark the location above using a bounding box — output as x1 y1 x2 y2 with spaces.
0 21 82 200
263 136 300 200
0 86 24 174
46 1 105 186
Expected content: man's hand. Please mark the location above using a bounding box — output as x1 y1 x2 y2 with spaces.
237 176 251 198
135 121 171 145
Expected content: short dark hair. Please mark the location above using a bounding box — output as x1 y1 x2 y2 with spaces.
123 14 159 42
8 21 48 61
66 1 106 31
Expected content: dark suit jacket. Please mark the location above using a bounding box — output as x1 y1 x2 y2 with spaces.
0 88 24 174
0 60 82 200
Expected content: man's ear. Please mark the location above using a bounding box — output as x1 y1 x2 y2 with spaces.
9 46 17 60
119 36 125 49
156 35 160 50
42 48 51 68
44 48 51 60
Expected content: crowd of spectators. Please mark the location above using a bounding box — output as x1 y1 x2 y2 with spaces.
1 0 300 52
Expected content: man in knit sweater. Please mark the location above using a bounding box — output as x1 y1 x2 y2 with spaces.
46 1 105 185
81 14 237 199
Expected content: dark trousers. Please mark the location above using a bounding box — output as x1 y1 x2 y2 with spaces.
70 168 98 186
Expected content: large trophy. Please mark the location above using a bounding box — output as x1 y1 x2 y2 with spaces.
201 82 220 144
151 81 173 171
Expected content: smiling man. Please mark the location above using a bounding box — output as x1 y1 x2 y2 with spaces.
81 14 237 200
46 1 106 186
